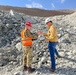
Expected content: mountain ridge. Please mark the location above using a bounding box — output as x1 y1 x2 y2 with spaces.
0 5 75 17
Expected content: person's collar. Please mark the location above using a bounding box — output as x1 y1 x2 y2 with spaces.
48 24 52 29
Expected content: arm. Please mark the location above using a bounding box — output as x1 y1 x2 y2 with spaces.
25 30 38 40
43 33 48 37
48 26 56 40
32 33 38 40
25 30 33 38
38 31 48 37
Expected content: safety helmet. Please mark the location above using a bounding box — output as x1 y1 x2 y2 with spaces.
45 18 52 24
25 21 32 27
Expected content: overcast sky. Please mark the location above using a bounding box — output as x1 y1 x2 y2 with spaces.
0 0 76 10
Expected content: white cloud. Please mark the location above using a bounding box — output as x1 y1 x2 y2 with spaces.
25 2 43 9
60 0 65 4
25 4 32 8
51 3 55 8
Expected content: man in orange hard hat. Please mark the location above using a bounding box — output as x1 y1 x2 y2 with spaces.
21 21 38 73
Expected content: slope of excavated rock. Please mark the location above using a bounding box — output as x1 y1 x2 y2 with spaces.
0 10 76 75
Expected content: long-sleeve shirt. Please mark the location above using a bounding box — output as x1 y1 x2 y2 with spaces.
45 25 58 42
25 29 38 40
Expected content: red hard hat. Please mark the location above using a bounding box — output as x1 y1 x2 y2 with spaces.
25 21 32 27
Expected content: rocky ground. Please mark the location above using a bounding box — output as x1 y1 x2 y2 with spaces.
0 10 76 75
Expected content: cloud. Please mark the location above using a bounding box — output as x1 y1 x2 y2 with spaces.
25 2 43 9
60 0 65 4
51 3 55 8
25 4 32 8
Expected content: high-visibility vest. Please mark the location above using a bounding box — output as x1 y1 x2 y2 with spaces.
21 29 32 46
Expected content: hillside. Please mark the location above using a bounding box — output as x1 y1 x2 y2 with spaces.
0 6 76 75
0 5 75 17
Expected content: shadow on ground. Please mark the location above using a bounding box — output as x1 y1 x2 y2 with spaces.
36 66 76 75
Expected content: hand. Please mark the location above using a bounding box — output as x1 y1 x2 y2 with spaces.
45 38 49 42
37 30 43 35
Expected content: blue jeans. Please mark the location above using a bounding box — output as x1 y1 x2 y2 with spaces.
48 42 59 69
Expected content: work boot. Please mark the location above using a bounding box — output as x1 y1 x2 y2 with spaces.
23 65 27 71
27 67 35 73
57 55 62 58
56 55 62 59
49 68 55 72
